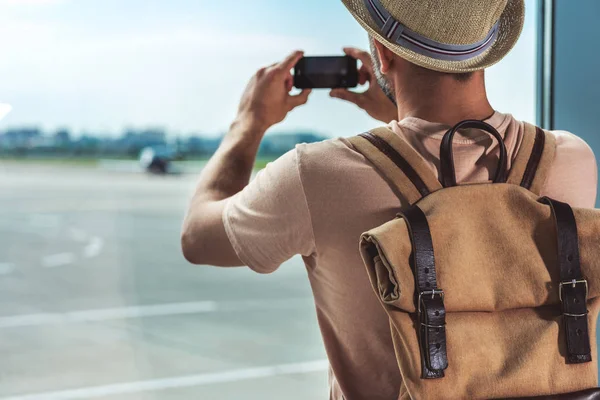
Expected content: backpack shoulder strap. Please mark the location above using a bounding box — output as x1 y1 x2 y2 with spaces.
348 127 443 204
506 122 557 195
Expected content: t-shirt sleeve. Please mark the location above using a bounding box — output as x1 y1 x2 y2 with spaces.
222 147 316 274
542 130 598 208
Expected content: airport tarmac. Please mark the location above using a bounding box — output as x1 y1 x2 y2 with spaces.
0 163 328 399
3 162 600 400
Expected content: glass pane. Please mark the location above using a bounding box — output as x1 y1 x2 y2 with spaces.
0 1 539 399
486 0 539 123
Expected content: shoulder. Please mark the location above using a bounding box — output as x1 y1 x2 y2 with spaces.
295 136 372 174
552 129 595 156
255 137 363 194
257 136 364 188
543 129 597 207
550 129 597 174
293 136 387 200
295 136 359 158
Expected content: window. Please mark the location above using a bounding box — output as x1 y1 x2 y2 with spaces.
486 0 538 123
0 1 539 398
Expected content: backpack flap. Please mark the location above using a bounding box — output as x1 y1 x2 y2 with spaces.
360 186 600 313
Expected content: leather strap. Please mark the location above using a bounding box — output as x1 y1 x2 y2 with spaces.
401 205 448 378
347 128 443 204
359 132 430 197
440 120 508 187
520 127 546 189
507 123 557 195
540 197 591 364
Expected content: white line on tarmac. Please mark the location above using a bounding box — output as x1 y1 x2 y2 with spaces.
40 253 75 268
82 236 103 259
0 298 312 328
0 360 329 400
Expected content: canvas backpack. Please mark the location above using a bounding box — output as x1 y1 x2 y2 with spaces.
348 120 600 399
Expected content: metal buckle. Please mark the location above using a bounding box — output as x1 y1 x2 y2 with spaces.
418 289 445 314
421 322 446 329
563 311 589 318
558 279 588 302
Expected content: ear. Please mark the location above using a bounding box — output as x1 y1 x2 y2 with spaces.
373 39 394 74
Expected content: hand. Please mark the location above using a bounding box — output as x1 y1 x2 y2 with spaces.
234 50 312 136
330 47 397 123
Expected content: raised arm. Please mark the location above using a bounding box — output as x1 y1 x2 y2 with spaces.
181 51 312 266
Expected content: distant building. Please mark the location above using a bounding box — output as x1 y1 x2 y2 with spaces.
53 129 71 146
72 135 101 155
184 135 222 156
109 128 168 156
0 126 329 158
0 128 42 149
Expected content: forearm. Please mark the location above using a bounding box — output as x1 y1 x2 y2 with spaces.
194 119 264 202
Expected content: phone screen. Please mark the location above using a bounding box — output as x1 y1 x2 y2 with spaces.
294 56 358 89
304 57 349 75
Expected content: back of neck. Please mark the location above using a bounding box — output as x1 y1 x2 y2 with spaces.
394 71 494 126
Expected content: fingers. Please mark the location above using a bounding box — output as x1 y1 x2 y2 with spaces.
343 47 373 69
277 50 304 73
358 64 371 86
288 89 312 109
285 73 294 92
330 88 364 107
344 47 375 86
258 51 303 79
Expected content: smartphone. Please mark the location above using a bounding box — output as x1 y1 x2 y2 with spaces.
294 56 359 89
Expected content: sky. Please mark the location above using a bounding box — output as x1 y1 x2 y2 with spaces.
0 0 538 137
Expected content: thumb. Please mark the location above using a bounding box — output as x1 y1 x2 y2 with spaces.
288 89 312 109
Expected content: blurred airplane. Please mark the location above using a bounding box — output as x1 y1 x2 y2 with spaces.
139 145 179 175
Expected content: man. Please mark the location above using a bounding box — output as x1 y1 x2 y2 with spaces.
181 0 597 398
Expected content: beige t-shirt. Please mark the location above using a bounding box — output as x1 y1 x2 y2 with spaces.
222 112 598 400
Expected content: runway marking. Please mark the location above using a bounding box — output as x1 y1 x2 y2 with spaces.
0 359 329 400
0 263 15 275
41 253 75 268
0 298 312 328
82 236 103 259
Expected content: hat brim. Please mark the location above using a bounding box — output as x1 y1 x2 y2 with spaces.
341 0 525 73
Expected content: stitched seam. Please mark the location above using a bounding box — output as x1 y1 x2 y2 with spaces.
295 145 318 266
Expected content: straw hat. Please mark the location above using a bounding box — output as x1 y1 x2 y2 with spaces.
341 0 525 73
